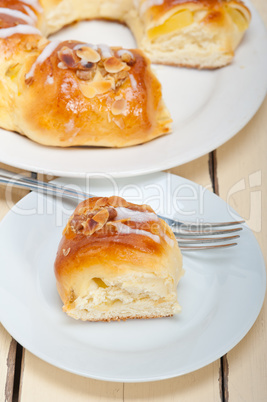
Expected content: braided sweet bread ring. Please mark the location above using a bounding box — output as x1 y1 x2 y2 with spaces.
0 0 250 147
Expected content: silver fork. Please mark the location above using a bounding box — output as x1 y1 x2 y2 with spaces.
0 168 244 251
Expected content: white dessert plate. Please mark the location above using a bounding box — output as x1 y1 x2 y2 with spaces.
0 1 266 177
0 172 265 382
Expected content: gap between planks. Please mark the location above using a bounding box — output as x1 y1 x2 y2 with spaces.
208 151 229 402
12 173 38 401
5 172 38 402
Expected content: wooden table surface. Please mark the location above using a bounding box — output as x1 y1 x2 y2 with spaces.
0 1 266 400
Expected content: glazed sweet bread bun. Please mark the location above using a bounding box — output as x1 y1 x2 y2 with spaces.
54 196 184 321
129 0 251 69
0 1 171 147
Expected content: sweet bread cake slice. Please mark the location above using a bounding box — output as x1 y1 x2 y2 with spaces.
54 196 184 321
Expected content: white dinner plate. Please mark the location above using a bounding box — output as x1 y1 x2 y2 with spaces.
0 172 265 382
0 1 266 177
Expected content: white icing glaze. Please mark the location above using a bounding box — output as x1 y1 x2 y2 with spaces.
19 0 42 13
112 214 175 247
163 234 175 247
129 74 137 91
23 5 37 22
112 222 160 243
0 24 41 38
140 0 164 15
25 41 60 81
115 207 158 222
74 43 98 51
0 8 35 25
73 43 85 51
97 44 113 59
117 49 134 58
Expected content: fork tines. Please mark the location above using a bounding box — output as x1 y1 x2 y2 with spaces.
172 226 243 236
173 223 244 250
179 243 238 251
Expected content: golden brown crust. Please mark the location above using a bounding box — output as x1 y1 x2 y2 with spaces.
19 42 171 147
141 0 251 20
54 196 180 307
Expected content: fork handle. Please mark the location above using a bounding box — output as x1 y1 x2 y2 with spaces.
0 169 90 201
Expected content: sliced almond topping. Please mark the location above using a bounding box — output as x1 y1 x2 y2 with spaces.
79 70 114 98
113 117 125 130
93 80 113 94
83 209 109 236
93 197 109 210
108 196 129 208
76 69 95 81
111 98 127 115
93 209 109 225
58 46 78 69
83 219 99 236
104 57 129 74
75 46 101 63
79 83 97 99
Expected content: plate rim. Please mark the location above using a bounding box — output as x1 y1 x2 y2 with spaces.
0 0 267 178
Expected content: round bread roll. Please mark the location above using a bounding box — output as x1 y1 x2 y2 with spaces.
54 196 184 321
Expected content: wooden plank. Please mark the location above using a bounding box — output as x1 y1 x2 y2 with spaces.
0 163 29 402
216 99 267 401
125 155 222 402
168 155 213 190
124 364 221 402
216 0 267 395
19 352 123 402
